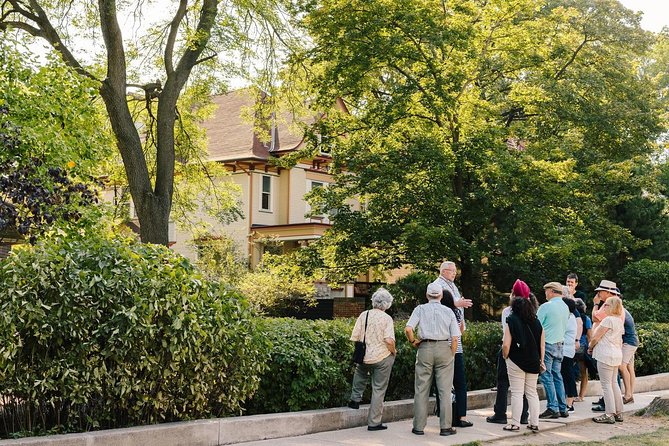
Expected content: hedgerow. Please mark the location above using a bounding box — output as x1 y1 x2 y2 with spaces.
0 233 270 438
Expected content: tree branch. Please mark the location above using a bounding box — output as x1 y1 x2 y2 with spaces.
23 0 97 81
194 52 217 66
164 0 187 75
554 36 590 80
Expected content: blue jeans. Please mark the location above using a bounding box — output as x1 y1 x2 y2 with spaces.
540 342 567 412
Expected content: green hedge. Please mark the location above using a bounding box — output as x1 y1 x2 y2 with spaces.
0 233 270 438
246 319 669 414
635 323 669 376
245 319 503 413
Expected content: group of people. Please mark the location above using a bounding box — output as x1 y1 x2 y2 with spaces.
347 264 639 437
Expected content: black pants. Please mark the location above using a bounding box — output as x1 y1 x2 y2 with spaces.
493 348 528 420
561 356 578 398
453 352 467 419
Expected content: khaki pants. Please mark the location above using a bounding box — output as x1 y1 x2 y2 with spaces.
506 359 540 426
598 361 623 416
413 341 455 431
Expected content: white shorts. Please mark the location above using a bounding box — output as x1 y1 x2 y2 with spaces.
621 344 638 365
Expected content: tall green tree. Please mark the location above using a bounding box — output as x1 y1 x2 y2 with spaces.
290 0 666 315
1 0 293 244
1 42 109 242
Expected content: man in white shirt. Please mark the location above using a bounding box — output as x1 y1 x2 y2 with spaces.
405 283 461 437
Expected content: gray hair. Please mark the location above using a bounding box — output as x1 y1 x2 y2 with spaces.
371 287 393 311
440 261 456 272
562 285 570 298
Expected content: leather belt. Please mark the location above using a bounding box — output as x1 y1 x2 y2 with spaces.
422 339 449 342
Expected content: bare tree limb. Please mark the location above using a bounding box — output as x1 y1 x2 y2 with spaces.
165 0 187 75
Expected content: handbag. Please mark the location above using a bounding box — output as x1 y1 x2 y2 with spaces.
352 311 369 364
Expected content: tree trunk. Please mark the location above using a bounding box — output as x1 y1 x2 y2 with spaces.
642 396 669 417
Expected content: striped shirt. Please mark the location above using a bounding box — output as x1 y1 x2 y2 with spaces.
406 301 461 347
433 276 466 353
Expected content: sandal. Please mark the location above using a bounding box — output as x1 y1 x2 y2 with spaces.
623 396 634 404
574 397 584 402
592 414 615 424
527 425 539 432
503 424 520 431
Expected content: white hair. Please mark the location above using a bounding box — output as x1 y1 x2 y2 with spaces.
562 285 570 298
371 287 394 311
440 261 456 272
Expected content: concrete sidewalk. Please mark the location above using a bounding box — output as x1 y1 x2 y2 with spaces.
2 373 668 446
238 390 669 446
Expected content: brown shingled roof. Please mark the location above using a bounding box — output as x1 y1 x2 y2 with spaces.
203 89 306 163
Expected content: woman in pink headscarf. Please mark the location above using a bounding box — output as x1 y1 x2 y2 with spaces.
502 280 545 433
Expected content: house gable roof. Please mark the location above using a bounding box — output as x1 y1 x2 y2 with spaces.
203 89 306 163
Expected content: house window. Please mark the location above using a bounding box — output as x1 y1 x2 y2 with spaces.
260 175 272 211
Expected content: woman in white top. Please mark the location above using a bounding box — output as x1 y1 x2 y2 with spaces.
588 296 625 424
348 288 397 430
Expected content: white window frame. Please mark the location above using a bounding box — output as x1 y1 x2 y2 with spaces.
260 174 273 212
306 180 327 221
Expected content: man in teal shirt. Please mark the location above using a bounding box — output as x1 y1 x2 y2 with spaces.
537 282 570 419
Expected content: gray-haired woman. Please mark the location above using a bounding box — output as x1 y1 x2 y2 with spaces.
348 288 397 431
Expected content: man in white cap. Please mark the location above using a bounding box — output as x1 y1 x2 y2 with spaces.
405 282 462 437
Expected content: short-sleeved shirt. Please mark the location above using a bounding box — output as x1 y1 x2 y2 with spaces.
406 301 462 348
563 314 577 358
350 309 395 364
593 315 624 367
537 297 570 344
501 306 512 333
433 276 465 353
622 309 639 346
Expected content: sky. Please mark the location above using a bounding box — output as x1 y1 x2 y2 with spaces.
618 0 669 32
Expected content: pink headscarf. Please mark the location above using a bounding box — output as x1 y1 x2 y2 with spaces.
512 279 530 299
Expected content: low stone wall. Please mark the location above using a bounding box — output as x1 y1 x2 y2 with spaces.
2 373 668 446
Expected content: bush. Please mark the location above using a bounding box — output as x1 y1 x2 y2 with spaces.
386 272 434 317
635 323 669 377
622 299 669 323
245 318 353 413
0 233 270 438
245 318 503 413
620 260 669 304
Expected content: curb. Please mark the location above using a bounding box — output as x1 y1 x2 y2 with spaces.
1 373 668 446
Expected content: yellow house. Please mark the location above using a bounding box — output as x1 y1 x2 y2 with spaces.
167 90 373 298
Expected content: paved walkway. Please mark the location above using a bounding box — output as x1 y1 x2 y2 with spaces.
239 390 669 445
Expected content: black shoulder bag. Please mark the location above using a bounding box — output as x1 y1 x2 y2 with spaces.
352 311 369 364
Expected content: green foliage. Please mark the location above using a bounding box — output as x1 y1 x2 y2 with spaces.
386 272 434 317
635 323 669 377
462 322 503 391
194 234 249 284
0 232 270 437
620 260 669 304
0 39 112 175
246 318 504 413
622 299 669 324
237 252 317 316
245 318 352 413
288 0 668 316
